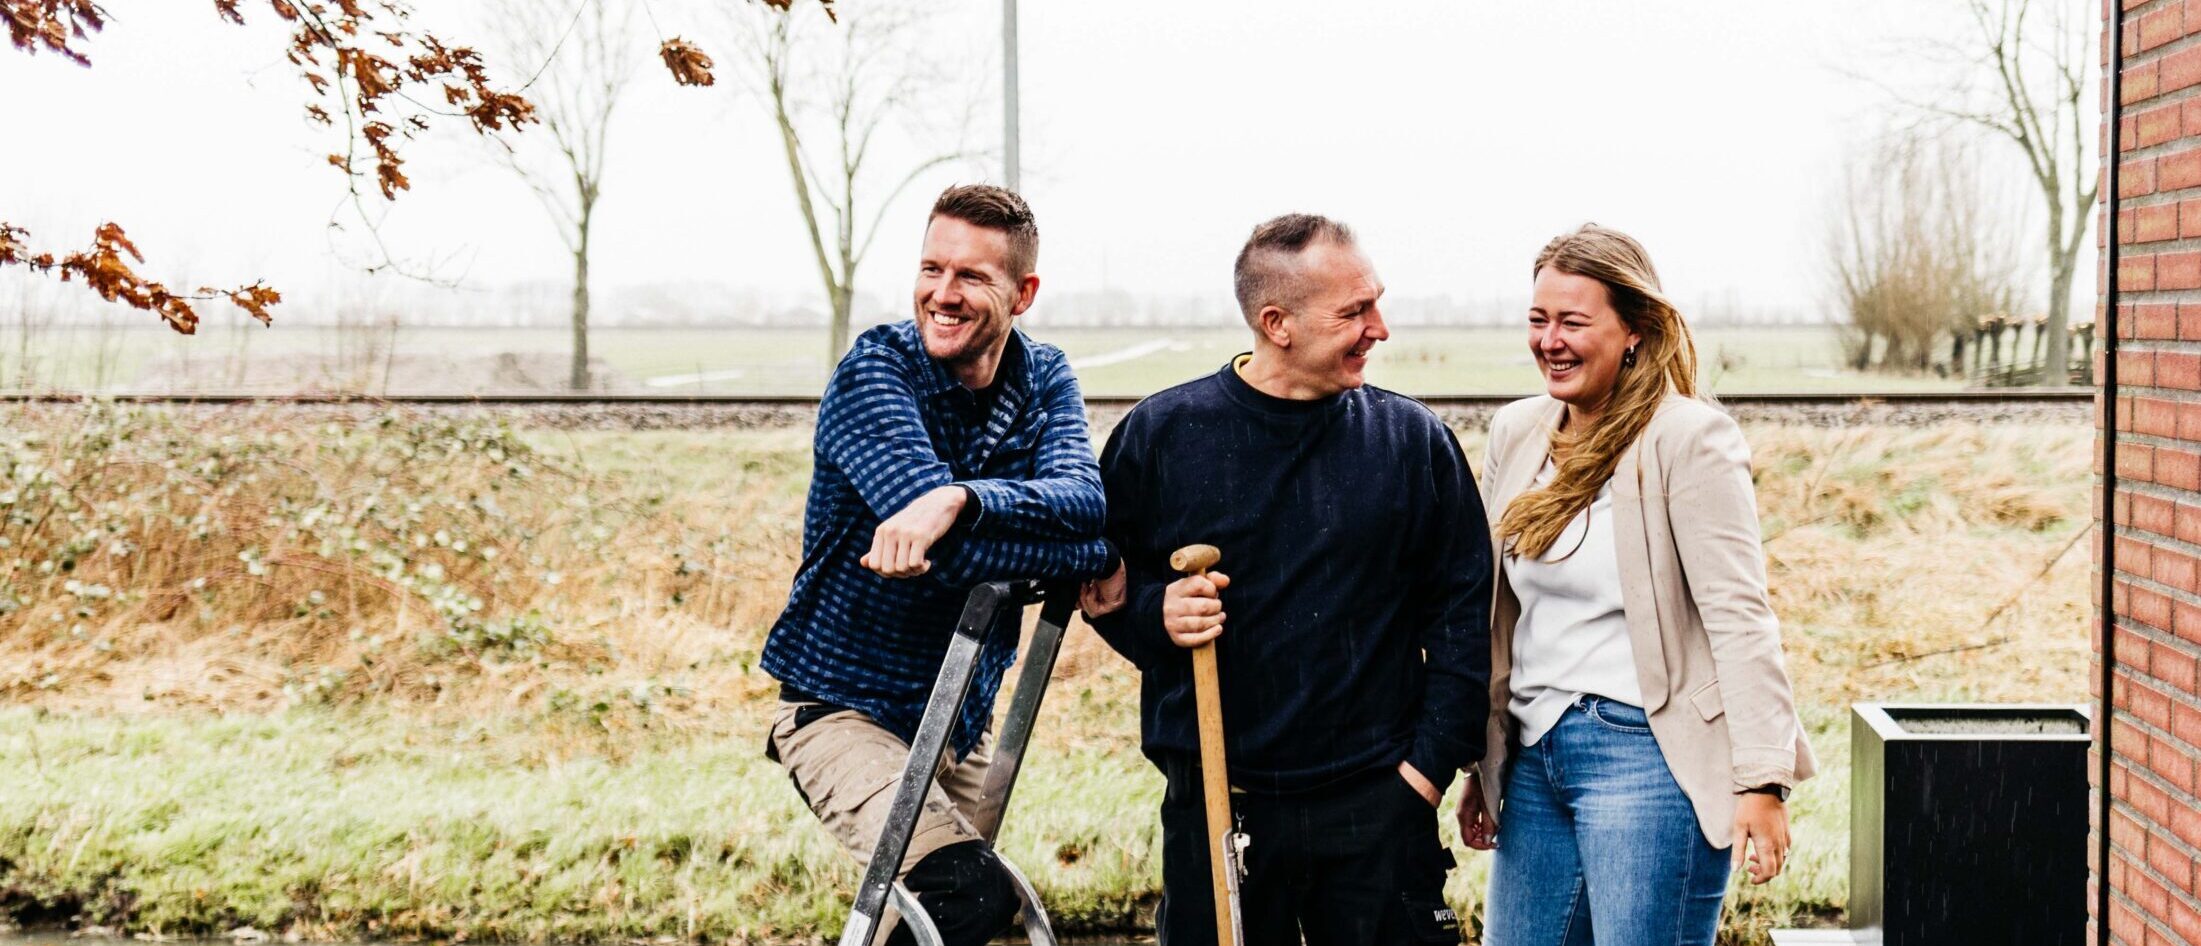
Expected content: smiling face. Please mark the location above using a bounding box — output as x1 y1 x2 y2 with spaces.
1529 267 1640 421
1270 241 1389 396
913 215 1037 388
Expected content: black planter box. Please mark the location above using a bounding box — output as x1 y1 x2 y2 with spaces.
1847 703 2091 946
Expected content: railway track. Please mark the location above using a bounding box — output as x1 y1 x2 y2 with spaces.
0 389 2096 406
0 389 2093 429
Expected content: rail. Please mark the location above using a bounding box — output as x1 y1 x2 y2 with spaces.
0 389 2097 408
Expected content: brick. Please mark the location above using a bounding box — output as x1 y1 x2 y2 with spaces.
2151 738 2196 793
2131 677 2175 728
2144 6 2185 51
2135 583 2177 628
2161 252 2201 289
2165 149 2201 191
2178 501 2201 545
2135 769 2175 823
2175 802 2201 854
2159 547 2200 590
2131 58 2166 103
2126 626 2160 672
2126 253 2161 292
2161 351 2201 389
2139 302 2180 337
2125 535 2162 576
2171 895 2201 946
2124 207 2142 244
2148 833 2193 888
2180 200 2201 239
2116 896 2151 946
2129 157 2162 198
2121 441 2157 481
2142 103 2184 147
2171 44 2201 94
2162 447 2201 490
2138 396 2181 436
2179 302 2201 337
2172 597 2201 644
2181 402 2201 441
2138 493 2177 535
2157 645 2199 691
2143 202 2183 242
2126 349 2157 387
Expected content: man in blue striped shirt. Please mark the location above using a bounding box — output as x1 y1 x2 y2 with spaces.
761 185 1112 945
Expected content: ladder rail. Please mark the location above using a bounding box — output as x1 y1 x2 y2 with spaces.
971 586 1076 842
836 582 1016 946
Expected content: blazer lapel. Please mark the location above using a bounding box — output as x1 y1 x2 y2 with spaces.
1610 429 1674 712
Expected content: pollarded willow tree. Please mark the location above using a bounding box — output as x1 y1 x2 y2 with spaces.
1873 0 2097 386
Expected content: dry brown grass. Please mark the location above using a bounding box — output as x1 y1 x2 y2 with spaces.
0 408 2090 732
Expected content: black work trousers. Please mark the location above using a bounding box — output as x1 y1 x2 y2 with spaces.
1154 755 1463 946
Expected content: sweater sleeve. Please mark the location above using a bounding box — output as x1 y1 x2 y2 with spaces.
1402 420 1495 795
818 342 1111 587
1088 409 1179 671
956 356 1108 543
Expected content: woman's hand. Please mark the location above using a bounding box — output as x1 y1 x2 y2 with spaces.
1458 771 1498 850
1732 792 1790 884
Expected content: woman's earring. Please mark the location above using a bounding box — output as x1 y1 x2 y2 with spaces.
1622 346 1638 369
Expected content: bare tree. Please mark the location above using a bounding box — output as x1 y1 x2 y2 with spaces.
730 0 982 362
1829 132 2024 376
487 0 640 391
1874 0 2096 385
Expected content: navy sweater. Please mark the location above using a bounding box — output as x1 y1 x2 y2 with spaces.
1091 361 1494 795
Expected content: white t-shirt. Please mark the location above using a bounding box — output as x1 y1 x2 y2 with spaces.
1505 459 1642 745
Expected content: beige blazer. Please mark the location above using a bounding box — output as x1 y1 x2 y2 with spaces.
1474 394 1815 845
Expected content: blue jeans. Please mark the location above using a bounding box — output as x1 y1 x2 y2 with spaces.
1483 697 1731 946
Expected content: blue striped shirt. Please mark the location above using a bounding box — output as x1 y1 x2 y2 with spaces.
760 320 1113 758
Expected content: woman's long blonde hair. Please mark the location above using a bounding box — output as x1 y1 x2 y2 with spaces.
1499 224 1701 559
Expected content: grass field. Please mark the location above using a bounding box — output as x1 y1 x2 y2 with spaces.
0 407 2086 944
0 323 1962 397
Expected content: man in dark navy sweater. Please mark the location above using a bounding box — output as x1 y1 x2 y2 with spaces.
1082 214 1492 944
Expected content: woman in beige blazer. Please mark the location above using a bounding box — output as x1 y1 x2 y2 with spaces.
1458 224 1815 946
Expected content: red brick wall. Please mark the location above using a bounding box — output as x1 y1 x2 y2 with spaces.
2105 3 2201 944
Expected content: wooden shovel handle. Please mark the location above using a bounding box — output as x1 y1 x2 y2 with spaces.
1171 543 1235 946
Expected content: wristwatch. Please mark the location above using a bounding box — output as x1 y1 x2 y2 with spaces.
1742 783 1790 802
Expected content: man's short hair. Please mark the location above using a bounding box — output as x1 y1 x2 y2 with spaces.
929 184 1040 277
1233 213 1356 326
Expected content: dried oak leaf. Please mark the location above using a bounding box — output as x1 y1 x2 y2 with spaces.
221 283 281 325
659 37 714 87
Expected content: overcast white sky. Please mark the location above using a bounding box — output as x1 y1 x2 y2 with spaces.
0 0 2097 325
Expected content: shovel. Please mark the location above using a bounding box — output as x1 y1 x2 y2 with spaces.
1170 543 1248 946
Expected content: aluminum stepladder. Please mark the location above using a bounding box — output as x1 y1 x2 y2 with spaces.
836 580 1078 946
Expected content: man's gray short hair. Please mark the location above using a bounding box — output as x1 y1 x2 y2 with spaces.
1232 214 1356 326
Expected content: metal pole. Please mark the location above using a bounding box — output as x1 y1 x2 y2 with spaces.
2098 3 2123 943
1002 0 1020 192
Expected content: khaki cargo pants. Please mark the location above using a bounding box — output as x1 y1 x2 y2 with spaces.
768 701 996 876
